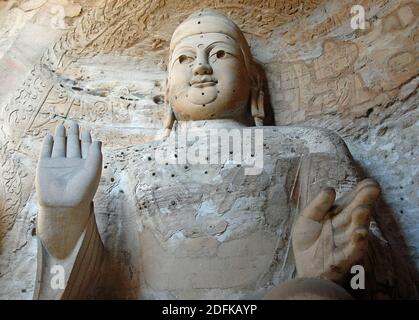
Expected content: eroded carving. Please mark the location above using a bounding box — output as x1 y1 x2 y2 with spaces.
31 10 394 300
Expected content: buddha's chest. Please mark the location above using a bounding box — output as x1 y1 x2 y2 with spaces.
133 163 297 298
102 139 303 298
128 138 302 239
113 148 298 298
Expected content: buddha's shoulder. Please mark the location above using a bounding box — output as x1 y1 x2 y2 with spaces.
258 126 351 157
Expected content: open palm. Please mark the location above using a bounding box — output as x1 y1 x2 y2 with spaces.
36 121 102 210
292 179 380 282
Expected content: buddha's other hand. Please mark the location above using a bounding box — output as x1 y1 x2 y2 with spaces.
36 121 102 212
292 179 380 282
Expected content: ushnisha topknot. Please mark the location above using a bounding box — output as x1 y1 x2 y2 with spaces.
169 9 254 77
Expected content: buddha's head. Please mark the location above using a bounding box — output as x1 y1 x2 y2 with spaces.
165 10 265 127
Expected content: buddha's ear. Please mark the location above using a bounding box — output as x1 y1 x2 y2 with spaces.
249 63 265 126
161 78 175 138
164 78 170 106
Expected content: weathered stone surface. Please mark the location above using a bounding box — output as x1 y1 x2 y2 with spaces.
0 0 417 299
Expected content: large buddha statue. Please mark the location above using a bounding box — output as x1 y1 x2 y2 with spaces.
34 10 386 300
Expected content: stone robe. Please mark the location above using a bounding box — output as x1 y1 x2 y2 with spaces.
92 123 388 299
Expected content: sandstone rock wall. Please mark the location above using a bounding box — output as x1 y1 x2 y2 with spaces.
0 0 417 298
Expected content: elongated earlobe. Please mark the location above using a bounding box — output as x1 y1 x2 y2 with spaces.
251 88 264 126
163 107 175 131
159 84 175 139
249 64 265 126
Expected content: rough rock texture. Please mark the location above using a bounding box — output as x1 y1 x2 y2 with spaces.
0 0 417 299
92 124 362 299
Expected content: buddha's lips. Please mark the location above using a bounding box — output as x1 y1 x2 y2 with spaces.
190 77 218 87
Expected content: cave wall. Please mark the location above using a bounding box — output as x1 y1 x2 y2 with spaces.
0 0 417 298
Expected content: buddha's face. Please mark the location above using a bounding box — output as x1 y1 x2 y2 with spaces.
168 33 251 121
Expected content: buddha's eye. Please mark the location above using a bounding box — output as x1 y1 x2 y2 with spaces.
216 50 226 59
179 55 194 64
209 50 228 63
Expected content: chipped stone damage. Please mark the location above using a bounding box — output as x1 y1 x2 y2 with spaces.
0 0 417 299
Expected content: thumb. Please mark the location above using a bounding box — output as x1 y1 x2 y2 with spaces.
301 187 336 222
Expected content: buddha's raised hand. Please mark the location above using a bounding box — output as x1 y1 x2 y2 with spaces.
35 121 102 258
292 179 380 283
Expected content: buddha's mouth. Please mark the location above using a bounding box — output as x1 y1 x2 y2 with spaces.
190 76 218 88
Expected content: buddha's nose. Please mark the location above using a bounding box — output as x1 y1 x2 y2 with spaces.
192 51 213 76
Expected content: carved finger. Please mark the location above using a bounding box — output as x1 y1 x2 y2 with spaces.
341 228 368 268
81 130 92 159
351 205 371 226
67 121 81 158
331 183 379 228
84 141 102 180
330 228 368 278
325 229 367 282
352 227 369 242
301 187 336 222
330 179 378 215
344 184 380 215
333 206 371 247
51 124 66 158
40 134 53 159
332 203 372 231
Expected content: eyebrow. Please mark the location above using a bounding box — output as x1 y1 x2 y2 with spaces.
173 45 195 53
172 40 237 57
205 40 238 54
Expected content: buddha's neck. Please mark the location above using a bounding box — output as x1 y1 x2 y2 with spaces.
175 119 248 130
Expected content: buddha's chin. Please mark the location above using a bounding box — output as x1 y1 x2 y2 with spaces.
172 98 228 121
185 86 218 106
